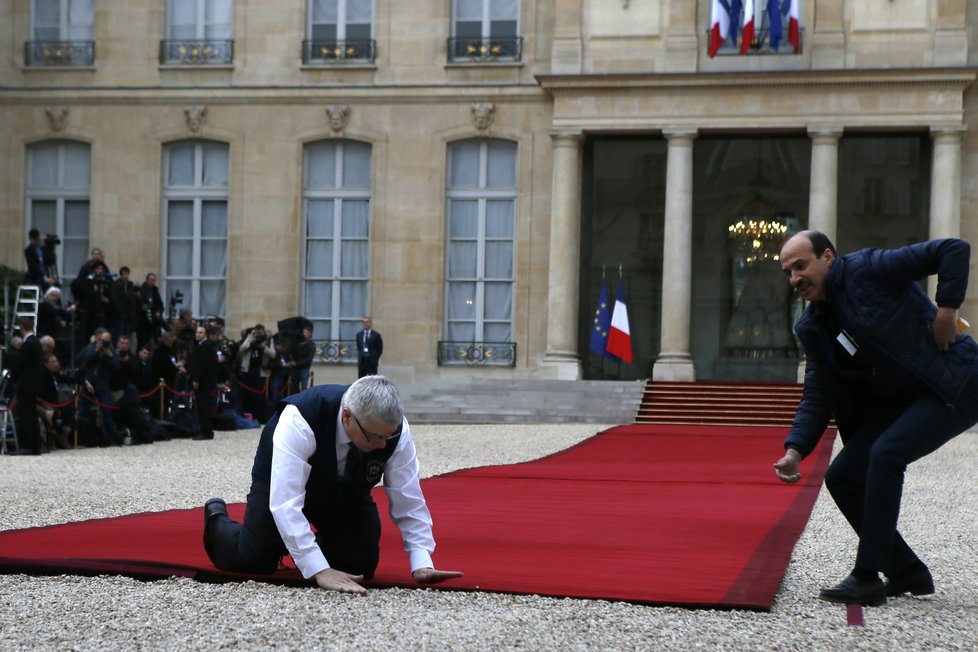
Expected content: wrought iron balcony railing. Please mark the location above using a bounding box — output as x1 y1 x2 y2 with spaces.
159 39 234 65
447 37 522 63
438 341 517 367
24 40 95 66
314 340 357 365
302 39 376 64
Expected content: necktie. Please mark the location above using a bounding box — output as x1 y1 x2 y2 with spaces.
343 442 360 481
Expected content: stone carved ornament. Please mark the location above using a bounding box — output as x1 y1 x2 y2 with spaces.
184 105 207 135
45 106 69 132
326 105 351 134
470 102 496 131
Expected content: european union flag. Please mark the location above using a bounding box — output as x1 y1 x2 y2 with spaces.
589 278 613 357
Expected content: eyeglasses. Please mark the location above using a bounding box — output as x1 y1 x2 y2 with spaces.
351 412 402 443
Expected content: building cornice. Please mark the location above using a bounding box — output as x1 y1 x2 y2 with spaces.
536 68 977 94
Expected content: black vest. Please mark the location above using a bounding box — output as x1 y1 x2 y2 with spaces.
250 385 400 516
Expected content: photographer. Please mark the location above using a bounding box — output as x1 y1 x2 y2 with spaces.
37 287 76 364
24 229 57 291
137 273 167 347
38 351 76 450
110 266 138 346
79 329 122 445
235 324 275 423
74 261 112 342
107 335 160 444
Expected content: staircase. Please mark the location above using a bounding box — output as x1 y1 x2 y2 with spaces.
400 378 646 424
635 381 803 428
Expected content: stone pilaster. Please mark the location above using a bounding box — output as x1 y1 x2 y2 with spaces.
541 133 584 380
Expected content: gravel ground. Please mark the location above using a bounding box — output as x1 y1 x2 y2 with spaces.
1 424 976 651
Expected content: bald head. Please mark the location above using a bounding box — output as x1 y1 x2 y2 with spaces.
780 230 837 302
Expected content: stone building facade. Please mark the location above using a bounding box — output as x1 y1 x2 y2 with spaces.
1 1 976 385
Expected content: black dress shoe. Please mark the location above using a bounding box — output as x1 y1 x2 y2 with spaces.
885 568 934 597
203 498 227 551
192 433 214 441
818 574 886 606
204 497 228 521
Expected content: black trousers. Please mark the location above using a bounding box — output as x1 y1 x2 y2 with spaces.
195 387 213 437
15 391 42 453
825 388 976 576
204 486 382 579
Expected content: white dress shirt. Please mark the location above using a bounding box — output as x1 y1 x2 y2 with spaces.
268 404 435 579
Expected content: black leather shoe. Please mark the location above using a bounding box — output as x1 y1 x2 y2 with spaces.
203 498 227 551
204 498 227 521
192 433 214 441
818 574 886 606
885 569 934 597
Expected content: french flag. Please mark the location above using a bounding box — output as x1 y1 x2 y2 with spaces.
708 0 730 58
787 0 800 53
740 0 755 54
606 279 633 363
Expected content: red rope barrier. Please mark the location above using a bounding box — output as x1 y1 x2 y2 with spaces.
38 396 75 409
78 392 121 410
235 378 269 395
138 385 161 399
163 385 195 397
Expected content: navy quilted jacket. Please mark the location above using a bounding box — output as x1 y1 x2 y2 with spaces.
785 239 978 458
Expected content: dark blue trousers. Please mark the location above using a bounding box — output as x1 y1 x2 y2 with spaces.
204 485 382 579
825 381 978 576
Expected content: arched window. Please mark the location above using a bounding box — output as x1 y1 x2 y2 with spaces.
162 140 228 318
302 140 372 346
25 139 91 281
444 139 516 346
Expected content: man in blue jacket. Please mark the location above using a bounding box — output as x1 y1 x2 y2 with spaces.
202 375 462 593
773 231 978 606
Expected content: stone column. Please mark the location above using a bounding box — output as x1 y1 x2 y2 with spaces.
652 129 697 382
808 128 842 242
541 133 584 380
798 128 841 382
928 127 964 297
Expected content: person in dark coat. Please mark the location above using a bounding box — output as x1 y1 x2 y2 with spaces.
355 316 383 378
10 317 46 454
189 325 221 441
773 231 978 606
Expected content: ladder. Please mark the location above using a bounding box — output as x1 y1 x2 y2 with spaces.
14 285 41 328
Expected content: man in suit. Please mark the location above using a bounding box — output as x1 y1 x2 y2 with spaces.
355 316 383 378
189 325 222 441
202 375 462 593
10 317 46 454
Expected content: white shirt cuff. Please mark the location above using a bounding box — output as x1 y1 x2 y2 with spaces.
408 549 434 573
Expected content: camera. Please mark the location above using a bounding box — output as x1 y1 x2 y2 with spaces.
169 289 184 309
42 234 60 266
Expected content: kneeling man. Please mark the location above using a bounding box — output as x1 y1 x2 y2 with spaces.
203 375 462 593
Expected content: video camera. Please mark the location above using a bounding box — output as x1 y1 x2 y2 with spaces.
169 289 184 310
42 233 60 266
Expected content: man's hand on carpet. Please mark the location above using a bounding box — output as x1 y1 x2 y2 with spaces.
773 450 802 484
314 568 367 594
412 567 464 584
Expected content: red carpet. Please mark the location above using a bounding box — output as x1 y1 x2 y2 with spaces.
0 424 833 610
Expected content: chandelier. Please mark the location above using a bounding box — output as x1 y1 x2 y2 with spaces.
727 218 788 264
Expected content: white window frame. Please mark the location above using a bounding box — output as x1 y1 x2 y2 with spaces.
307 0 374 40
301 140 372 342
444 139 516 343
451 0 521 39
161 141 229 319
31 0 94 40
166 0 233 39
25 140 90 283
